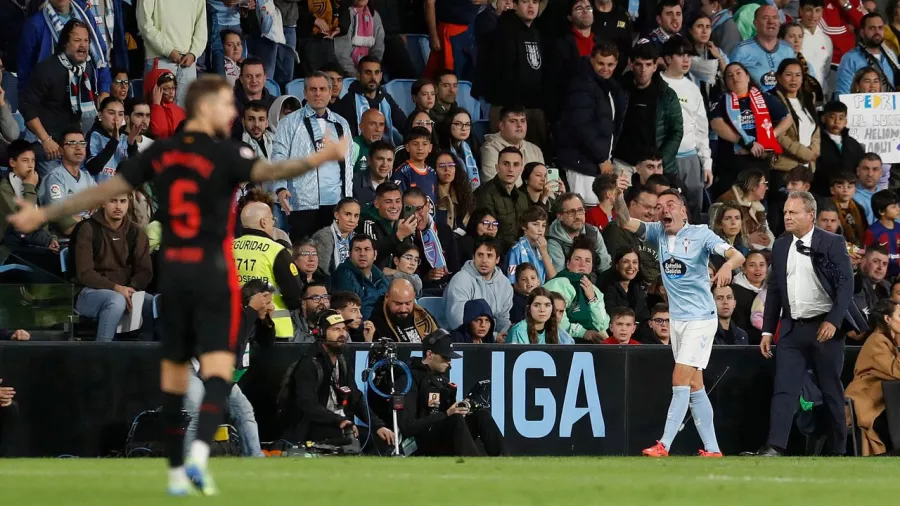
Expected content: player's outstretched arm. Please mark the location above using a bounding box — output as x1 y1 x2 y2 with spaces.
7 176 133 234
250 135 350 184
613 174 643 234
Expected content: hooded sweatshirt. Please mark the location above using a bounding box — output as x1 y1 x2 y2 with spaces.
268 95 300 133
450 299 496 344
144 68 186 140
73 211 153 294
445 260 513 333
545 219 612 275
357 202 402 269
485 10 543 109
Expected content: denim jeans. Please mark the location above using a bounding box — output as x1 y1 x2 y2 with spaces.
184 373 263 457
144 58 197 108
275 26 297 87
75 288 157 342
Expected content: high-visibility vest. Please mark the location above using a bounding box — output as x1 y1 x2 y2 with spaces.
232 233 294 339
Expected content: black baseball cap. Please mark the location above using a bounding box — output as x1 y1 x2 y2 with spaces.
423 330 461 359
317 309 352 332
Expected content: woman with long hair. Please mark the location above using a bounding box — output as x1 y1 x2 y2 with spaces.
687 13 729 109
411 78 436 115
506 287 574 344
432 150 475 229
458 208 500 265
709 201 750 256
731 250 768 344
769 59 820 208
600 247 649 324
519 162 564 213
437 108 480 188
779 22 823 104
846 299 900 455
851 66 883 93
709 62 792 194
716 168 775 250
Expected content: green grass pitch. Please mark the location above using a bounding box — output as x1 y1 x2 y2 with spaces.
0 457 898 505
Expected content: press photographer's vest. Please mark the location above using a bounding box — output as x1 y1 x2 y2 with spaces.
232 234 293 338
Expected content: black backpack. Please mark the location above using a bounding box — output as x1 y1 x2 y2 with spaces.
67 218 139 281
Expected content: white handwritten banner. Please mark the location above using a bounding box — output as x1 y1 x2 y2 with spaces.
839 93 900 163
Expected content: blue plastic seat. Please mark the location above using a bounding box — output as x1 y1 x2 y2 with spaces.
130 78 143 99
456 81 479 121
285 78 305 98
12 111 25 139
340 77 356 98
3 72 18 112
471 120 490 146
383 79 416 115
265 78 281 97
417 297 448 329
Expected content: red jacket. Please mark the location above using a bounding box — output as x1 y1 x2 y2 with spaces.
144 68 186 139
602 337 641 345
822 0 867 65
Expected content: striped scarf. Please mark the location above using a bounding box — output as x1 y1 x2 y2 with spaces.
451 141 480 189
43 1 108 70
84 0 115 58
354 92 393 141
58 53 96 118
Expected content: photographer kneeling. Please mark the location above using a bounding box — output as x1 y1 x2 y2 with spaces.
280 310 395 454
401 331 508 456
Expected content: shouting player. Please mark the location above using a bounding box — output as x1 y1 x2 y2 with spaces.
612 176 745 457
8 75 350 495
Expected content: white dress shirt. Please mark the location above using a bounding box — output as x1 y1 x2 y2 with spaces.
786 228 833 319
802 25 833 97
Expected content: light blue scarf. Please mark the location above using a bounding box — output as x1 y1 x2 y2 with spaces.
43 1 108 70
451 142 480 190
354 92 393 141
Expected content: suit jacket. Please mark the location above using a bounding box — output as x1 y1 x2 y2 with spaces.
763 227 867 338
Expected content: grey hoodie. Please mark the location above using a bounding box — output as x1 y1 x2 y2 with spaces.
445 260 513 333
546 219 612 275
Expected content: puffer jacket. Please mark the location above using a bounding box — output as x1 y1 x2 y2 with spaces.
144 68 186 139
473 177 530 253
619 72 683 175
270 103 353 211
330 260 389 320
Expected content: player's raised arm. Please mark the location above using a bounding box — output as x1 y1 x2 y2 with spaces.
613 174 645 234
711 247 746 288
7 176 133 234
249 135 351 184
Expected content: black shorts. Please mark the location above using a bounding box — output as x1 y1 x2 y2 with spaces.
159 285 242 363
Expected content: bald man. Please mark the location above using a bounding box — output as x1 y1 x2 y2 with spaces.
368 278 440 343
729 4 796 91
351 109 388 173
232 201 305 339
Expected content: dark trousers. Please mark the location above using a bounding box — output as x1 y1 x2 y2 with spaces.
296 37 338 78
767 319 846 453
382 35 417 79
416 410 507 457
288 206 336 243
0 402 20 457
767 170 788 238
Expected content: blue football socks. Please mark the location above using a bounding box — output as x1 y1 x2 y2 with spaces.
660 386 691 450
690 389 721 453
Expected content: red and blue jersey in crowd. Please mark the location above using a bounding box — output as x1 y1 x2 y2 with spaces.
393 162 438 205
864 221 900 278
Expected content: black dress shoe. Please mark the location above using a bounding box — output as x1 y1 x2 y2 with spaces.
740 445 784 457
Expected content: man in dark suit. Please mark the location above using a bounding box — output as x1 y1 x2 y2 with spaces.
752 191 867 456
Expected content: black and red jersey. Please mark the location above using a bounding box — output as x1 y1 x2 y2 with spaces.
118 132 257 289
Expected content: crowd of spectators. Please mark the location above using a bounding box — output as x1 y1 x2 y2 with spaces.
5 0 900 454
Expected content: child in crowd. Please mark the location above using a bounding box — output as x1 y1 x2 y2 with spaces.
393 127 437 205
603 308 641 345
830 172 867 246
511 263 540 325
586 174 618 230
784 165 813 193
815 100 864 196
506 206 556 284
384 243 424 296
449 299 496 344
864 190 900 278
506 287 574 344
330 291 374 342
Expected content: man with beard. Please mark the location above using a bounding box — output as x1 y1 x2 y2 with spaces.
72 193 156 342
445 237 513 334
546 192 612 275
352 141 395 206
350 109 387 173
294 282 331 343
836 12 899 94
281 309 395 451
333 56 406 139
240 101 273 161
124 98 153 153
232 58 276 139
369 278 439 343
331 234 390 319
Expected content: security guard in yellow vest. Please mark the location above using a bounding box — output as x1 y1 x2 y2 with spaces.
233 202 305 339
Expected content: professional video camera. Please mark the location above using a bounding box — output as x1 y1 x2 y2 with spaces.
449 379 492 413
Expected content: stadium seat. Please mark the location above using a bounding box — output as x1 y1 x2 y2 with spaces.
3 71 18 112
471 120 490 146
456 81 479 121
265 78 281 97
341 77 356 98
285 78 305 98
130 78 143 99
404 34 431 76
417 296 448 329
383 79 416 115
